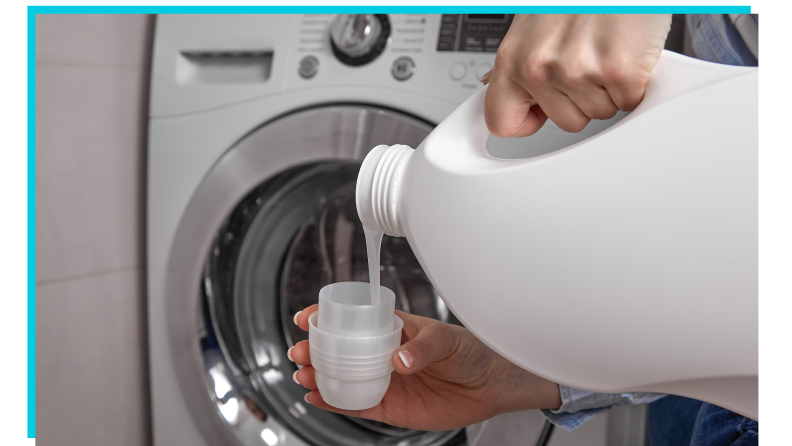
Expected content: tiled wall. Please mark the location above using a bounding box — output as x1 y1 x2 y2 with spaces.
36 14 154 446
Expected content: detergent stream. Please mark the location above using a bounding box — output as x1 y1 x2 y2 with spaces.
363 226 383 305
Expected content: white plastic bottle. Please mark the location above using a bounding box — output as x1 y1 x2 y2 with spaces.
356 51 758 419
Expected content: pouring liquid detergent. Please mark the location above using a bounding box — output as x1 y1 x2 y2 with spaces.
363 227 383 305
307 204 395 411
355 51 758 419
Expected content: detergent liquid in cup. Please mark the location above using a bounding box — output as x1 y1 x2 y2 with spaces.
308 282 403 410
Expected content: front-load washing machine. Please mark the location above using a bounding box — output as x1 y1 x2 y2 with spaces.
147 13 640 446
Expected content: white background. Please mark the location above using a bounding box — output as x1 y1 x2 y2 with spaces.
0 0 788 445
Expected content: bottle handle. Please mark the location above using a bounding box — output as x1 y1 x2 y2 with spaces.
460 50 754 160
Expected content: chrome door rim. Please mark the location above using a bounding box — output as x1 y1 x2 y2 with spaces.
165 105 463 446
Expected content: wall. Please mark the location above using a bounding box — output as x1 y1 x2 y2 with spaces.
35 14 154 446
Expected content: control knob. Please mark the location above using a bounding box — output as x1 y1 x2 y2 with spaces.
329 14 390 66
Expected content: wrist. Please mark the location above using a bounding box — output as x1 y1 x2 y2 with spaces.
490 355 562 415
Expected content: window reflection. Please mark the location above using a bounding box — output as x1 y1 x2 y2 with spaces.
262 368 283 385
209 365 233 400
260 427 279 445
218 397 239 424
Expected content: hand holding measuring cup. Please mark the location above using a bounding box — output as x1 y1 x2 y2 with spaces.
289 289 563 431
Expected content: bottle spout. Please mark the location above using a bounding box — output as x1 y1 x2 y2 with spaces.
356 144 415 237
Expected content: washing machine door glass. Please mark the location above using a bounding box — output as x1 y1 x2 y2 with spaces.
198 106 465 446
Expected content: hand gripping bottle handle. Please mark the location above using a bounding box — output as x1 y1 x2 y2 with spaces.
428 50 755 172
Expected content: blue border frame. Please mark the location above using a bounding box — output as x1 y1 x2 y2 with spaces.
28 7 36 440
27 4 751 440
29 6 751 14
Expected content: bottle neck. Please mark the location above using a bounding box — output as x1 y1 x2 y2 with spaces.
355 144 414 237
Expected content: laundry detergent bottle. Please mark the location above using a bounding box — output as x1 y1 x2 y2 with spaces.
356 50 758 419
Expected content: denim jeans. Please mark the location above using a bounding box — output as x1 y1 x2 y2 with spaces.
648 396 758 446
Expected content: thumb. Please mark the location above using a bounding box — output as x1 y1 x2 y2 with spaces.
392 322 459 375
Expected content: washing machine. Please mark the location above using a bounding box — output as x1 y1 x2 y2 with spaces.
147 13 643 446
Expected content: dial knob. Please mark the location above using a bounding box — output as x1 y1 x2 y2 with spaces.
330 14 390 66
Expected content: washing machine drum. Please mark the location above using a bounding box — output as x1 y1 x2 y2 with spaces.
195 106 465 446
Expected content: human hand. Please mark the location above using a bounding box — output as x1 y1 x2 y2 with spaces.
290 306 561 431
483 14 672 136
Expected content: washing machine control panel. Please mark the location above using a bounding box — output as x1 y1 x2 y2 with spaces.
436 14 514 53
290 14 509 95
150 14 512 117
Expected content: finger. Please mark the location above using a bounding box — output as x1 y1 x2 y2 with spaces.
550 51 619 121
293 366 318 390
604 78 647 112
395 310 439 341
295 304 318 332
562 83 619 121
484 70 548 138
393 322 460 375
288 340 311 366
600 58 652 112
531 87 591 133
480 68 493 85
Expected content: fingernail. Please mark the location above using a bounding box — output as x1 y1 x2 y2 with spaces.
293 311 302 325
304 393 313 405
293 370 301 385
480 69 493 84
398 350 414 369
287 347 295 362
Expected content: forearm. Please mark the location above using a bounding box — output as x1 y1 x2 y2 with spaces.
489 355 562 415
486 353 667 433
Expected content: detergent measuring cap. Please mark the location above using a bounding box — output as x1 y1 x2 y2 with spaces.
308 282 403 410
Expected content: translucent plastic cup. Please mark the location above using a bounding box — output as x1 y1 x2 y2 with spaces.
308 282 403 410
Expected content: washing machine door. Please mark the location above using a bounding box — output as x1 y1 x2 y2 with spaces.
166 105 465 446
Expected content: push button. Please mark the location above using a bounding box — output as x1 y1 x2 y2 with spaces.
298 55 319 79
449 62 467 81
440 26 456 36
391 57 415 81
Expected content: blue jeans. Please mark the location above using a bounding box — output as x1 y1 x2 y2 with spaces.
648 396 758 446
